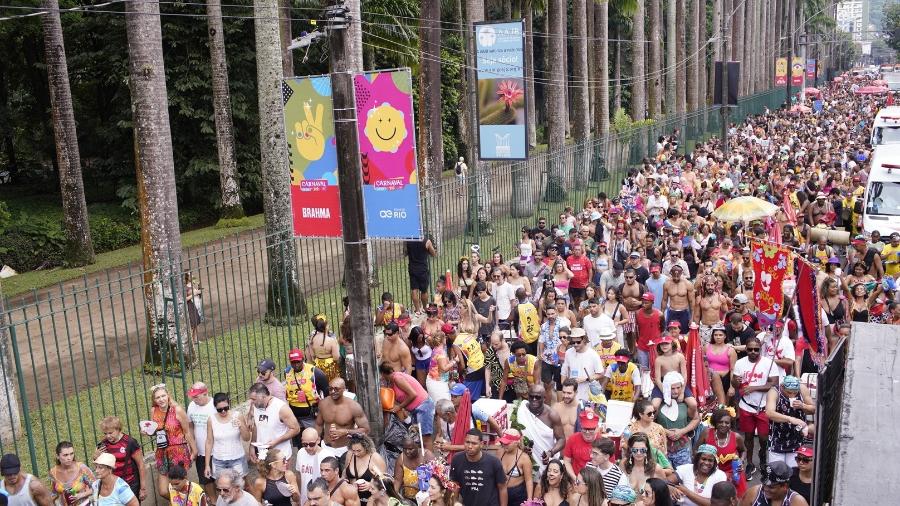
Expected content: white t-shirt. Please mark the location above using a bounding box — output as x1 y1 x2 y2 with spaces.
760 332 797 379
675 464 727 506
187 399 217 456
732 356 778 413
295 447 336 503
561 348 604 401
582 313 614 347
494 282 517 320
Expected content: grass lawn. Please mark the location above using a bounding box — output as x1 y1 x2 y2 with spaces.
2 215 265 297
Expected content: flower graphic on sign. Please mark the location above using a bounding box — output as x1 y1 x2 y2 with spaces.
497 80 524 107
364 102 407 153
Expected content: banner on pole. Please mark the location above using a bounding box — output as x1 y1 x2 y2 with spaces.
791 57 804 86
475 20 528 160
775 57 788 86
751 239 794 327
283 76 343 237
806 59 817 80
353 69 423 239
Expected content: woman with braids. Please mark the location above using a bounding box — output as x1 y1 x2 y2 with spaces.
696 408 746 497
307 314 341 381
535 459 580 506
393 436 434 502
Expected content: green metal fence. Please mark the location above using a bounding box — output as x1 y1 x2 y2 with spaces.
0 87 785 475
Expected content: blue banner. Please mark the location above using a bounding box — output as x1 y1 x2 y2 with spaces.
353 69 423 239
475 20 528 160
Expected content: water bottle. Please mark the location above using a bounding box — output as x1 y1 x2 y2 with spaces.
732 459 741 484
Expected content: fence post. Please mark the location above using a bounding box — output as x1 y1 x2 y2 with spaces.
4 325 35 473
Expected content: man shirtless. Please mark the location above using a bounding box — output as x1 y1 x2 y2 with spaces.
315 378 370 457
319 456 360 506
661 264 694 334
617 268 645 352
694 275 730 345
517 384 566 470
380 322 412 374
552 380 580 439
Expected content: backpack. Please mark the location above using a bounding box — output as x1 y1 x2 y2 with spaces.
455 162 463 175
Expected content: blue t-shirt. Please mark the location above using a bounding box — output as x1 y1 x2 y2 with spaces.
92 478 136 506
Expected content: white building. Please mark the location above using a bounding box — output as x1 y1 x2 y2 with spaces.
837 1 865 41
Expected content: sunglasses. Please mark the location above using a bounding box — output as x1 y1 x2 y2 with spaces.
303 442 318 448
216 488 232 493
570 340 583 345
528 394 543 400
746 347 761 352
216 406 230 413
796 456 813 463
383 331 395 336
642 410 656 417
631 448 648 455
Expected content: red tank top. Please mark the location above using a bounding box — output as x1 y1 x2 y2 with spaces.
706 430 747 497
635 310 663 351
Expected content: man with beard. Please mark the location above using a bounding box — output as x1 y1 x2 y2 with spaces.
0 454 52 506
315 378 370 458
562 408 602 476
662 265 694 334
284 348 328 433
513 384 565 472
552 379 580 439
694 275 731 346
618 268 646 351
739 462 809 505
246 383 300 464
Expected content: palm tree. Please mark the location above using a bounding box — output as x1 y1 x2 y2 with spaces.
547 0 566 195
686 0 698 111
125 0 192 366
697 0 706 106
254 0 303 324
665 0 676 114
649 0 662 117
420 0 444 241
709 0 721 104
594 1 611 136
206 0 244 219
278 0 292 76
631 0 646 120
464 0 493 225
525 0 539 147
731 0 743 92
676 0 685 113
572 0 590 141
40 0 95 266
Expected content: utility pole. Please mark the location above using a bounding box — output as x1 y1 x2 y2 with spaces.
325 3 384 443
721 3 730 155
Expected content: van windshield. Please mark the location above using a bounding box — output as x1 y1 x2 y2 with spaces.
873 126 900 145
867 181 900 216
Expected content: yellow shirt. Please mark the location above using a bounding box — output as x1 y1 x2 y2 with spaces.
454 333 485 372
594 341 622 370
883 243 900 276
517 302 540 344
285 363 318 408
608 362 638 402
507 354 537 384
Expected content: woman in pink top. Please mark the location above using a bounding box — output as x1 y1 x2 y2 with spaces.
380 363 436 449
705 325 737 405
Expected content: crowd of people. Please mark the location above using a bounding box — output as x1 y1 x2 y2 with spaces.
1 74 891 506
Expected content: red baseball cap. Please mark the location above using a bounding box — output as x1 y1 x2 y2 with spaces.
667 321 681 329
186 385 208 397
288 348 304 362
653 335 675 345
650 264 661 273
641 293 655 302
441 323 456 334
578 409 600 430
796 446 814 457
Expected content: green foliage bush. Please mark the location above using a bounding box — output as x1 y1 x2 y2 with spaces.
215 216 255 229
88 216 141 253
0 218 67 271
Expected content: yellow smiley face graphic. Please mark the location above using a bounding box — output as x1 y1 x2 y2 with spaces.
364 102 407 153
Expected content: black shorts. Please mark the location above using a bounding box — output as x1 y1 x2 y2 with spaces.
540 362 562 390
569 287 586 300
195 456 213 485
523 340 538 356
409 269 430 292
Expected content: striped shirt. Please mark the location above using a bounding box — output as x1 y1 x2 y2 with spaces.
597 464 628 498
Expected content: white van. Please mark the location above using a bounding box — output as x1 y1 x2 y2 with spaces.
870 106 900 146
863 145 900 235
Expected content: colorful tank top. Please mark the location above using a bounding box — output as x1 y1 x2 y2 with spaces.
50 464 94 506
506 355 536 384
285 363 319 408
608 361 637 401
168 482 206 506
517 302 540 344
428 345 450 382
152 405 186 447
454 333 485 372
706 430 747 497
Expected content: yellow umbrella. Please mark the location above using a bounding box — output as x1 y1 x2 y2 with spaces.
711 196 779 223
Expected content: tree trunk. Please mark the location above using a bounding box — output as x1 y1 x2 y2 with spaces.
422 0 445 241
686 0 698 111
586 0 594 130
676 0 686 114
346 0 364 71
206 0 244 219
254 0 303 324
665 0 677 115
697 0 706 106
41 0 95 266
126 0 192 367
731 0 743 83
595 1 610 136
710 0 721 104
631 0 646 121
525 1 537 148
572 0 589 142
649 0 662 118
743 0 753 95
465 0 491 227
547 0 567 196
278 0 292 76
614 26 622 112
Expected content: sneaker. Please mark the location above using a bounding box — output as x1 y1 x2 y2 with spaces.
745 463 756 481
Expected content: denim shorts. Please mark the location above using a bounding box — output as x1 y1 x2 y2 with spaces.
212 456 248 477
411 397 435 436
